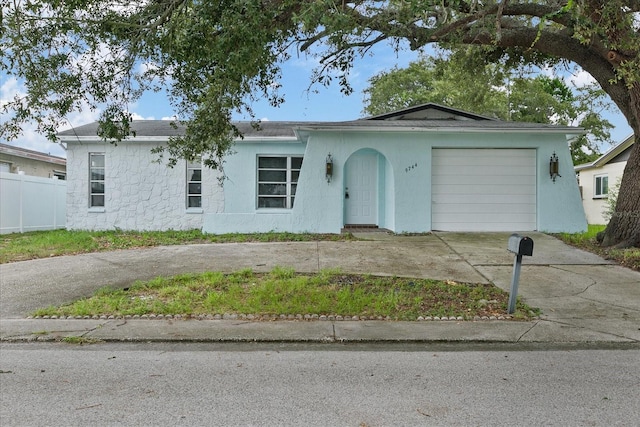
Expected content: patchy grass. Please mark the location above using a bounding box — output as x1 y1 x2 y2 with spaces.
556 225 640 272
31 267 538 321
61 336 102 345
0 229 355 264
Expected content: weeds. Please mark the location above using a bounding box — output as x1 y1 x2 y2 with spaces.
556 225 640 271
0 230 355 263
61 336 101 345
32 268 535 320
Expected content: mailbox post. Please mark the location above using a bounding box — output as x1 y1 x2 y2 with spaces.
507 234 534 314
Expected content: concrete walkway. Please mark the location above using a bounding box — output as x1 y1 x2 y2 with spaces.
1 232 639 344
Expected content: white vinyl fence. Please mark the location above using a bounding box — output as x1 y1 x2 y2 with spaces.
0 172 66 234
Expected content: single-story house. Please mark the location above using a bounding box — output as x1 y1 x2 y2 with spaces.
575 135 635 224
0 143 66 179
58 103 587 233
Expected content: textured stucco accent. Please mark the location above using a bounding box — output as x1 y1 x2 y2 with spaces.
66 141 223 231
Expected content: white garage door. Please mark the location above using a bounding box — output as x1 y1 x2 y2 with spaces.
432 148 537 231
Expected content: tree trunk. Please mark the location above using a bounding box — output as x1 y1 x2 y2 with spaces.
597 74 640 248
598 133 640 248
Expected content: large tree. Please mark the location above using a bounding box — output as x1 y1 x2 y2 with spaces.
364 48 613 164
1 1 639 247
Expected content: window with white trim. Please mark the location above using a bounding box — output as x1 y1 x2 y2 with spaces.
89 153 105 207
257 155 303 209
186 160 202 208
594 174 608 198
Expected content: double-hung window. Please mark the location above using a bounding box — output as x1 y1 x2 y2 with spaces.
594 174 608 198
257 156 303 209
89 153 105 207
187 160 202 208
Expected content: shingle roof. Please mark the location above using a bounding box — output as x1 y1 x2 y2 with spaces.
297 119 580 132
575 134 635 171
0 143 66 165
57 120 323 139
57 121 185 138
57 103 583 140
58 117 581 140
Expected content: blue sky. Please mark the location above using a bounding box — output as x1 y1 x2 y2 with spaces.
1 42 633 158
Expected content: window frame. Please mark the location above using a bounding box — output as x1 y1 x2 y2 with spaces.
594 174 609 199
256 155 303 209
89 153 105 208
186 159 202 209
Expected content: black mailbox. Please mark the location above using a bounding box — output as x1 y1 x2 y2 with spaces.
507 234 534 257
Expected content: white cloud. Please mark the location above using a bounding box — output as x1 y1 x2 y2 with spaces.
0 77 22 108
130 112 155 121
568 68 596 88
1 76 103 158
138 61 159 74
1 71 179 158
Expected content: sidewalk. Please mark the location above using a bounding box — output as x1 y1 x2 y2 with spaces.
1 232 639 344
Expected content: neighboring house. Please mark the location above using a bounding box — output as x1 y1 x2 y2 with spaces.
58 103 587 233
0 143 66 179
0 144 67 234
575 135 635 224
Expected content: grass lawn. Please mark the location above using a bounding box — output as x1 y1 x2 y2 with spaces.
5 227 635 321
556 225 640 272
31 267 538 321
0 229 353 264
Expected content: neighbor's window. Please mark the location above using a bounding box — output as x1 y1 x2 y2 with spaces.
187 160 202 208
594 174 609 198
257 155 303 209
89 153 105 207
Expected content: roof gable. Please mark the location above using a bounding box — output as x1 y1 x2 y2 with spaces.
363 102 496 121
575 134 635 171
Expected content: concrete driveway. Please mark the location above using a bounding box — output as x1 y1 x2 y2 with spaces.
1 232 639 343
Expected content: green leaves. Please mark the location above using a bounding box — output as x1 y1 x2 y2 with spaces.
1 0 637 167
364 46 613 163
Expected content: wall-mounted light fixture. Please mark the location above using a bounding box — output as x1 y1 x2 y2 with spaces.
549 152 561 183
325 154 333 183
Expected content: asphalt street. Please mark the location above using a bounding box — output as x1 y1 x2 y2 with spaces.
2 232 639 426
1 342 639 426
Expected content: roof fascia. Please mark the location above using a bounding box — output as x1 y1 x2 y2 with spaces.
0 144 66 162
294 125 584 135
236 137 300 143
591 134 635 167
59 136 171 143
61 135 301 143
575 134 635 171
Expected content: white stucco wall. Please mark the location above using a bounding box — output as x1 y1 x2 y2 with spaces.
578 161 627 224
203 129 587 234
66 140 223 231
